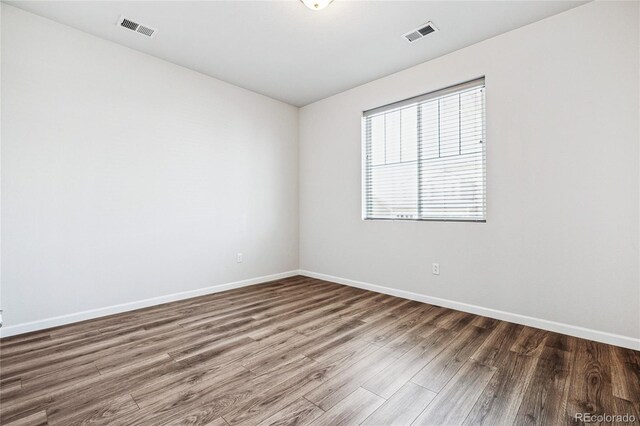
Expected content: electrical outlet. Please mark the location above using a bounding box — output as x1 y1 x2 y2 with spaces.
236 253 243 263
432 263 440 275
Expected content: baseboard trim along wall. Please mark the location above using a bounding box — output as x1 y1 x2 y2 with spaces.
298 270 640 351
0 270 299 339
4 269 638 351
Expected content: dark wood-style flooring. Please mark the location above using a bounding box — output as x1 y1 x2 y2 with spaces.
1 276 639 425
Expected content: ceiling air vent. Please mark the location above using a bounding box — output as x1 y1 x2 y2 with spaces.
118 16 157 38
402 21 438 43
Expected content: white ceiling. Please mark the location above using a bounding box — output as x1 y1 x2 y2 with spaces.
6 1 587 106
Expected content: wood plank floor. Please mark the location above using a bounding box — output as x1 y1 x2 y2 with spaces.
1 276 638 425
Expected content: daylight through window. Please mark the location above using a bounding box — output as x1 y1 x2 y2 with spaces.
363 78 486 221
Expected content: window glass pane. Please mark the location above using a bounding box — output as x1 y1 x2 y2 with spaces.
439 94 461 157
384 110 401 164
400 105 418 162
370 115 386 166
420 100 439 160
460 89 484 155
364 79 485 221
369 162 418 219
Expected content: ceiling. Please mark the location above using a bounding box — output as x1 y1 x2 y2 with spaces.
6 1 587 106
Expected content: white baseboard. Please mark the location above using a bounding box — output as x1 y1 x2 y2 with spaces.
0 270 299 339
299 270 640 351
5 268 638 351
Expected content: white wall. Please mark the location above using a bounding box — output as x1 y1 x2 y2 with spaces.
299 1 640 342
1 4 299 331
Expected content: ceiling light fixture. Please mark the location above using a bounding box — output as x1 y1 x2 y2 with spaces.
300 0 333 11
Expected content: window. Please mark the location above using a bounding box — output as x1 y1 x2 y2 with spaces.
362 78 486 222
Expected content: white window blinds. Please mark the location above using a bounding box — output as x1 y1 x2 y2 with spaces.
363 78 486 222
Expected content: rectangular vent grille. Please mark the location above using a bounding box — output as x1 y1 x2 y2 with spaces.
403 21 438 43
136 25 155 37
405 31 422 42
120 18 139 31
418 25 435 36
118 16 156 38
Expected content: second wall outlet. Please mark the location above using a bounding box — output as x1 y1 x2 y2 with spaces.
432 263 440 275
236 253 243 263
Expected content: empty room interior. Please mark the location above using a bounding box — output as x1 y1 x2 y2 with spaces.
1 0 639 425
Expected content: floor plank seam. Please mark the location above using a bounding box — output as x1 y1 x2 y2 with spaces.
130 393 141 410
165 351 180 364
360 385 388 401
303 395 326 412
408 379 438 393
92 362 102 376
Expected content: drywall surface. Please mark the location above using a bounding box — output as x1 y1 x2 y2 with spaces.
299 1 640 340
1 4 299 329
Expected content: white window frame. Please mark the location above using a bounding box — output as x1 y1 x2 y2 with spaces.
362 78 486 222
